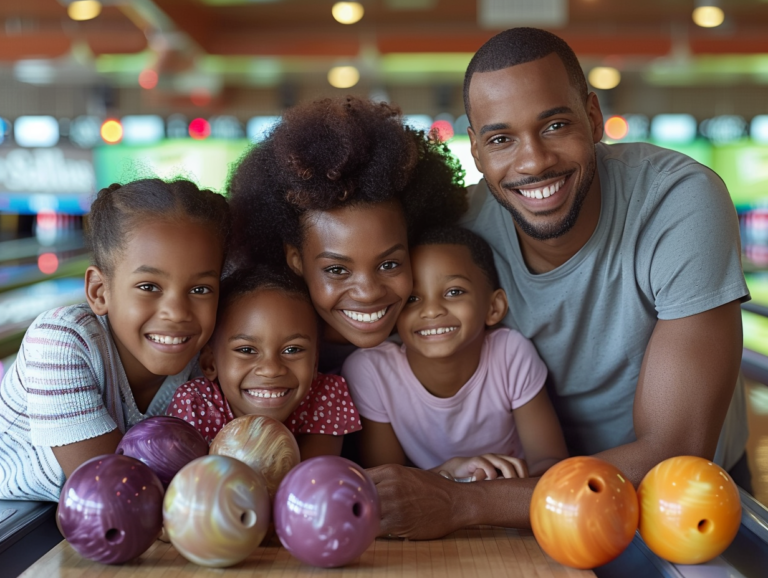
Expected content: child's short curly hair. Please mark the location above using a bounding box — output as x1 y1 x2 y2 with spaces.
227 96 468 266
413 226 501 291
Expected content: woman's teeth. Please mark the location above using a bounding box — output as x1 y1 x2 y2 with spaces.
246 389 290 399
418 326 457 336
519 178 565 199
147 334 189 345
342 307 387 323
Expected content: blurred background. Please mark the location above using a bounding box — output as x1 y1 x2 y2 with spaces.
2 0 768 502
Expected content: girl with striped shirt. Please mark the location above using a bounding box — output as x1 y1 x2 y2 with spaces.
0 179 229 500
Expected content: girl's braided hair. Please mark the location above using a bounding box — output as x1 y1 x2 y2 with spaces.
88 178 231 276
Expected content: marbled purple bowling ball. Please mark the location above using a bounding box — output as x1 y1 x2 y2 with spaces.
58 454 164 564
274 456 380 568
116 416 208 488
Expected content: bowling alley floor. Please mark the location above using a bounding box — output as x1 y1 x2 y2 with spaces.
745 379 768 505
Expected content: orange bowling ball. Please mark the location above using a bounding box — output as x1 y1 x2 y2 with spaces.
638 456 741 564
530 456 638 569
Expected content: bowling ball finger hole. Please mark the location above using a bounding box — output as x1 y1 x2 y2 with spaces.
587 478 604 493
105 528 124 544
698 519 712 533
352 502 362 518
115 449 124 455
240 510 257 528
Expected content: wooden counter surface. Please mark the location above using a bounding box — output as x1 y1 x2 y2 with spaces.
21 526 595 578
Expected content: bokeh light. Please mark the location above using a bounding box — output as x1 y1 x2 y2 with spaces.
67 0 102 21
138 69 158 90
332 2 364 25
693 6 725 28
100 119 123 144
588 67 621 90
38 253 59 275
189 118 211 140
604 116 629 140
37 210 57 231
430 120 455 142
328 66 360 88
190 88 211 107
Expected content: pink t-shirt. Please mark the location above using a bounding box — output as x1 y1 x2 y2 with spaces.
166 374 362 444
341 328 547 470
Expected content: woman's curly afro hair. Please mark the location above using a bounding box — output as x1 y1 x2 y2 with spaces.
228 96 468 267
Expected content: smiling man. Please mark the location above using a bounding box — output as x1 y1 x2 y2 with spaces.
368 27 751 538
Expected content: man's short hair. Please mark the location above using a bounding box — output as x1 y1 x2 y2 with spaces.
463 27 588 118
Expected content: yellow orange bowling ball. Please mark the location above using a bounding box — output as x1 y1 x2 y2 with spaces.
638 456 741 564
530 456 639 569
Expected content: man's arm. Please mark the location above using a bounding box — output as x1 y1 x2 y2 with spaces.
370 300 743 539
593 299 743 485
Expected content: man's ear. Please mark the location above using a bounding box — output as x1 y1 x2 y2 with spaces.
486 288 509 327
467 125 483 174
85 266 109 316
586 92 604 144
285 244 303 277
199 343 218 382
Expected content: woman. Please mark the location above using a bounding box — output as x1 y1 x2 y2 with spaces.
228 97 467 363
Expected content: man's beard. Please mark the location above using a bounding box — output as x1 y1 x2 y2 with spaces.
487 156 596 241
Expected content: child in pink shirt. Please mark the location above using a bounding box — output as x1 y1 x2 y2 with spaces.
168 265 361 459
342 227 568 480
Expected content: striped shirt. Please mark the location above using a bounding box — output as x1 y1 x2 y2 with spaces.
0 303 196 501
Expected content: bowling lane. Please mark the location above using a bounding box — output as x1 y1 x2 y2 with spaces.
596 490 768 577
0 278 85 360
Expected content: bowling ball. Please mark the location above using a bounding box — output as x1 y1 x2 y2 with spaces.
163 455 271 568
638 455 742 564
116 416 208 488
210 415 300 500
58 454 164 565
273 455 380 568
530 456 638 569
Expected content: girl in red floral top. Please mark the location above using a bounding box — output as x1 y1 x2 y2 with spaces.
167 265 361 459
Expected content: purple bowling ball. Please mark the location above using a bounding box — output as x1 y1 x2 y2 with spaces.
274 456 380 568
58 454 164 564
116 416 208 488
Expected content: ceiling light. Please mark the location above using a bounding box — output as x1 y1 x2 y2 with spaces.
588 67 621 90
328 66 360 89
67 1 102 21
692 6 724 28
332 2 364 25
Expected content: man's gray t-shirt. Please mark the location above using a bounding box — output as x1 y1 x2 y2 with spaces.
462 142 750 469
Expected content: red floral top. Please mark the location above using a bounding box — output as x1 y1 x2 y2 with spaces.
166 374 362 443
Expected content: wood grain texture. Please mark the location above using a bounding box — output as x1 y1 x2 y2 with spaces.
21 527 596 578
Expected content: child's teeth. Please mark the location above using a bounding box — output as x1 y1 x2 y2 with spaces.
342 307 387 323
148 334 189 345
418 326 458 336
246 389 289 399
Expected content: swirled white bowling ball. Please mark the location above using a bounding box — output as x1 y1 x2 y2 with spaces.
163 455 270 567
